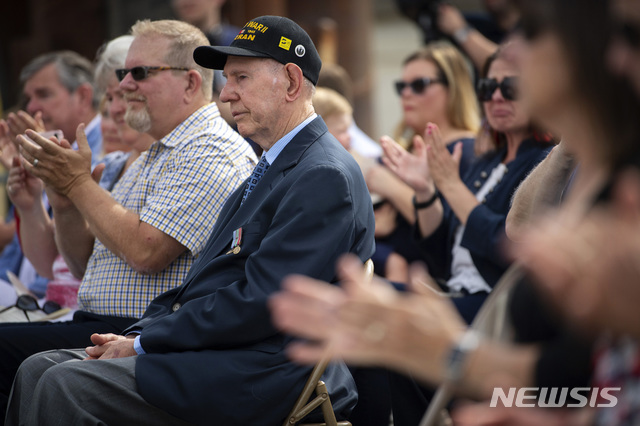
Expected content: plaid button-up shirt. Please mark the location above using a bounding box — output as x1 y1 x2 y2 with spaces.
78 103 257 318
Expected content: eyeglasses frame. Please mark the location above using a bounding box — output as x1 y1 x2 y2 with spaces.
115 66 190 82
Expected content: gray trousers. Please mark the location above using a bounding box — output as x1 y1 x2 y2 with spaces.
5 349 191 426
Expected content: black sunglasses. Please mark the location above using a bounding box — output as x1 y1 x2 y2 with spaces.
614 21 640 49
477 77 519 102
394 77 445 95
0 295 61 322
115 66 190 82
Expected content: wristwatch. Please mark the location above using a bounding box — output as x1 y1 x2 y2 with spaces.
445 330 480 384
453 26 472 44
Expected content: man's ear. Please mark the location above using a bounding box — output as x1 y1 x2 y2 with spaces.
75 83 94 108
284 63 304 102
183 70 203 103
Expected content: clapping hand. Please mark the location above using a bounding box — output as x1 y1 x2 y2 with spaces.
6 111 46 139
422 123 463 191
17 124 92 197
0 120 17 169
380 134 433 192
6 157 44 211
270 255 466 385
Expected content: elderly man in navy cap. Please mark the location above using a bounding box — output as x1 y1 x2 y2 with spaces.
6 15 375 426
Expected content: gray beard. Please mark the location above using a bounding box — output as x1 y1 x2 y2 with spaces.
125 106 152 133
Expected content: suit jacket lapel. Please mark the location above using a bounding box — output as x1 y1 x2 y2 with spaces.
184 117 329 280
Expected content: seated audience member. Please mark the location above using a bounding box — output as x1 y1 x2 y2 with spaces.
312 87 354 151
490 1 640 424
368 41 480 284
271 0 640 425
6 15 374 426
7 50 103 161
6 35 155 310
0 20 257 419
519 0 640 343
98 97 132 155
0 50 104 302
317 63 382 158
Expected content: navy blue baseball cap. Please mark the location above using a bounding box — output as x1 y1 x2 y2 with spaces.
193 15 322 85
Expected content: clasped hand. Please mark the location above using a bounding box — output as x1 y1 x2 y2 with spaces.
84 333 137 360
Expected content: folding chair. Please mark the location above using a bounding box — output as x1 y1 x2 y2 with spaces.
282 259 374 426
418 263 525 426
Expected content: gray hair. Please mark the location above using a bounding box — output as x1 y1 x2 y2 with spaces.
131 19 213 100
94 35 134 97
20 50 97 108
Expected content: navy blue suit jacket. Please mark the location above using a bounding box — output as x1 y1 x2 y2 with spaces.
124 117 375 425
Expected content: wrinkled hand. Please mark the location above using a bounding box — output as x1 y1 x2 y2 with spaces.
84 333 137 360
437 4 468 36
46 160 105 212
6 157 43 211
423 123 463 191
17 124 92 197
380 135 433 192
270 255 465 384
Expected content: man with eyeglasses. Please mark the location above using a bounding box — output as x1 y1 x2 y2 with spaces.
6 15 373 425
0 19 257 422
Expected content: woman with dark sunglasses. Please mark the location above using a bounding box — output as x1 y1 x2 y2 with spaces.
365 41 480 286
390 41 480 164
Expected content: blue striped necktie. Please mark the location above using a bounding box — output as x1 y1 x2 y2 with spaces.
241 157 270 205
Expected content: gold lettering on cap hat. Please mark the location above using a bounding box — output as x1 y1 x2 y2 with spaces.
279 36 292 51
235 33 256 41
245 21 269 33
